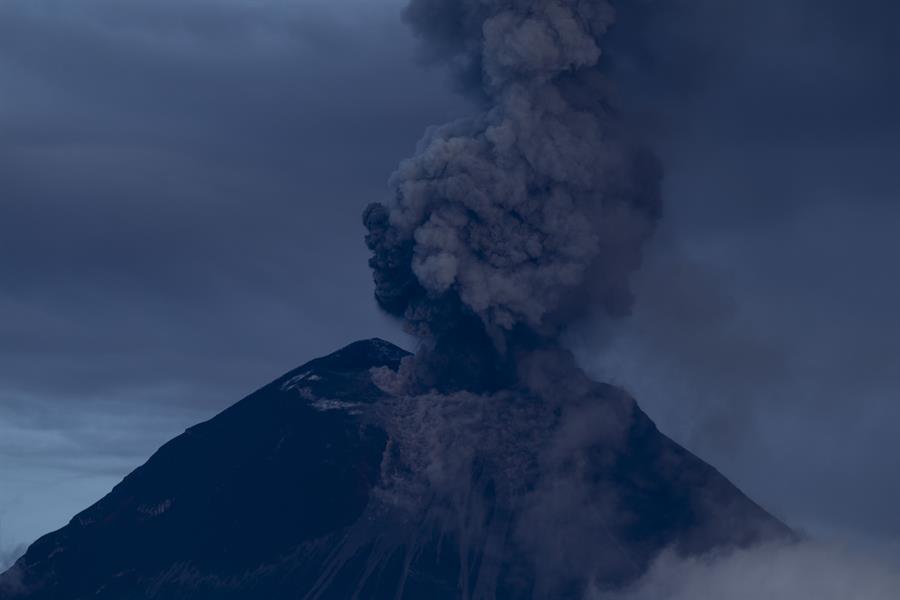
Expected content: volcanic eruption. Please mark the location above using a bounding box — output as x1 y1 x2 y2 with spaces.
336 1 785 596
0 1 790 599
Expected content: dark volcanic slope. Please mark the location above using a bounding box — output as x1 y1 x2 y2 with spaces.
0 339 789 599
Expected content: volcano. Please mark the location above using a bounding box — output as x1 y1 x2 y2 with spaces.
0 338 789 600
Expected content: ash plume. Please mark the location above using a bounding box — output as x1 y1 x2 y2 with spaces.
364 0 662 389
356 4 786 596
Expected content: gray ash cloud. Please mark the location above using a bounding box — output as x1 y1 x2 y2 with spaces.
364 0 662 388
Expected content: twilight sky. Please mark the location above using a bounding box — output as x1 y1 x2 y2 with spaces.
1 0 898 570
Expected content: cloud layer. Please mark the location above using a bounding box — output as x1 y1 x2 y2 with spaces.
605 541 900 600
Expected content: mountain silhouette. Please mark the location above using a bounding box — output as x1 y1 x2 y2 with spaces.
0 339 789 599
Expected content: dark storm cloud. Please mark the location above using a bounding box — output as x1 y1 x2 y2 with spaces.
0 0 465 402
0 0 470 557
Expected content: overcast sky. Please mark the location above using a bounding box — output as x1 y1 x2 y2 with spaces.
1 0 898 569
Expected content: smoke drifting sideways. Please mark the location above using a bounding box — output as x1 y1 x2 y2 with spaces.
364 0 662 391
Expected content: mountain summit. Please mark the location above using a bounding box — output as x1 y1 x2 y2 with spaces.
0 339 789 599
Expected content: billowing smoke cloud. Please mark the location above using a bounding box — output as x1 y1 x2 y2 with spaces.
354 2 793 596
364 0 662 388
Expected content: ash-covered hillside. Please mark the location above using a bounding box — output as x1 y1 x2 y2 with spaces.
0 338 789 600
